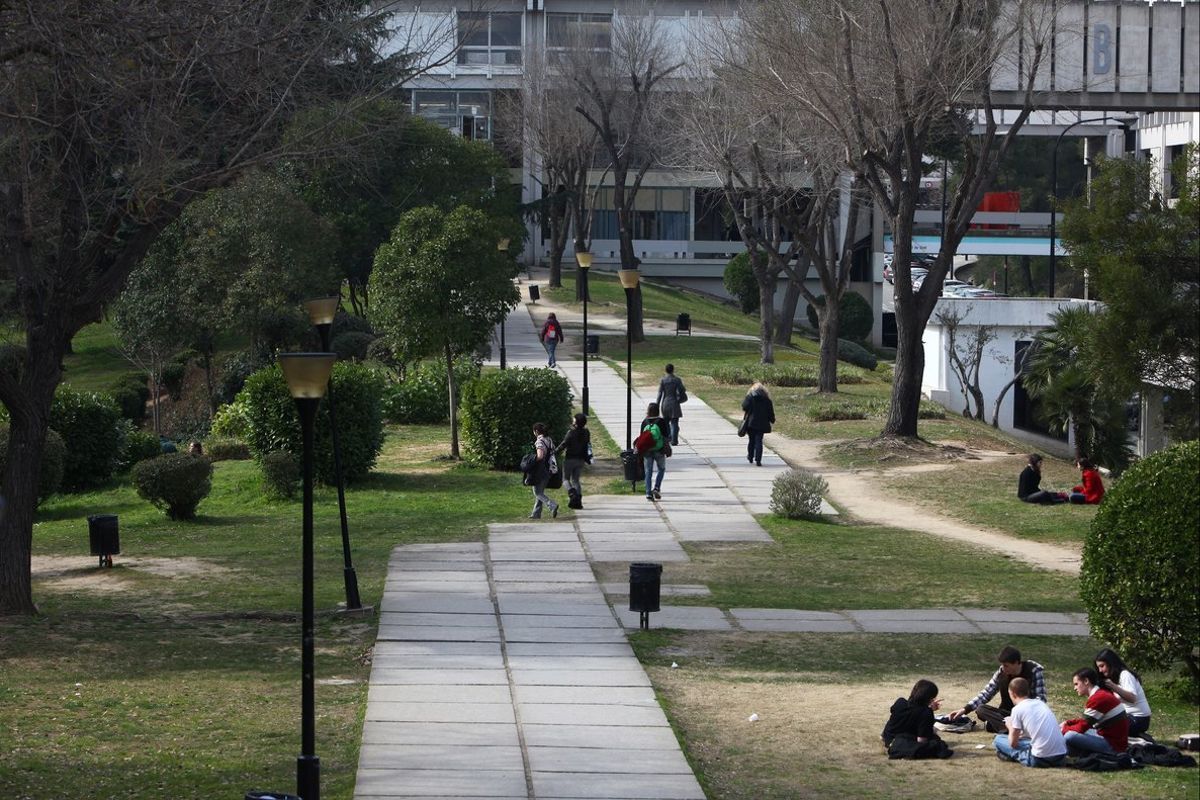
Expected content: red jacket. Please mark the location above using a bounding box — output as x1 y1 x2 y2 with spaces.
1071 469 1105 504
1062 687 1128 752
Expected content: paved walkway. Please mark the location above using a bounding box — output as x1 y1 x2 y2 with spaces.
353 301 1090 799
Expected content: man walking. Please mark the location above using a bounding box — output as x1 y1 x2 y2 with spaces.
655 364 687 446
949 645 1045 733
993 677 1067 767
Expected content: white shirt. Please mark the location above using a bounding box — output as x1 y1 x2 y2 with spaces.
1118 671 1152 718
1009 698 1067 758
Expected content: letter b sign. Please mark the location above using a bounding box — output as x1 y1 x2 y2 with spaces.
1093 23 1112 75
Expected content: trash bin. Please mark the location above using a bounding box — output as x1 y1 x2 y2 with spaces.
675 312 691 335
87 514 119 568
629 562 663 630
585 334 600 354
620 449 644 482
529 284 541 302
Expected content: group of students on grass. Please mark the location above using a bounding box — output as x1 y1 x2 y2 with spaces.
1018 453 1106 505
882 646 1154 766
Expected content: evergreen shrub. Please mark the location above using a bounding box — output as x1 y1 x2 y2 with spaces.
723 252 761 314
0 425 66 502
460 367 572 469
162 350 196 400
1081 441 1200 683
108 373 150 424
215 350 264 407
708 363 868 387
331 331 375 363
837 338 878 371
240 362 385 483
382 357 482 424
260 451 300 499
332 311 373 338
805 293 875 342
211 398 251 440
205 438 252 461
119 427 163 471
132 452 213 520
770 468 829 519
50 385 124 491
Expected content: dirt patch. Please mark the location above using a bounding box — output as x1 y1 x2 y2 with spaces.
824 436 971 466
31 555 233 594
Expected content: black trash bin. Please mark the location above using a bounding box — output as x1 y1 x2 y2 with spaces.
529 284 540 302
585 334 600 354
620 449 644 483
87 514 119 568
676 313 691 335
629 562 663 629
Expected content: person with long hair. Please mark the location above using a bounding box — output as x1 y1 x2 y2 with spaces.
1095 648 1152 738
741 382 775 467
528 422 558 519
880 679 953 759
1069 457 1106 504
1017 453 1066 504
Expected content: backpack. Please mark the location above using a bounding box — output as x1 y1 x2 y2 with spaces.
633 429 656 455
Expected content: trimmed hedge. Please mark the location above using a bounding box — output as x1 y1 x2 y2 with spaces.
133 452 213 520
1081 441 1200 682
211 398 251 441
723 252 761 314
50 385 124 491
837 338 878 371
708 363 868 387
805 292 874 342
460 367 572 469
331 331 375 363
0 425 66 502
205 437 252 461
382 357 483 424
240 362 385 484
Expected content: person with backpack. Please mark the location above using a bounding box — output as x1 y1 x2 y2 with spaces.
527 422 559 519
1094 648 1152 738
539 313 564 367
655 363 687 446
880 679 954 759
637 402 669 501
556 413 591 510
740 382 775 466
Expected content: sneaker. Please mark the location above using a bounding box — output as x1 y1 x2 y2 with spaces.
653 489 661 500
646 495 654 501
934 717 976 734
551 504 559 518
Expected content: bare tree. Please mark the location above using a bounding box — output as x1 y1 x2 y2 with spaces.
936 305 996 420
991 336 1034 428
739 0 1051 433
561 2 683 340
0 1 454 614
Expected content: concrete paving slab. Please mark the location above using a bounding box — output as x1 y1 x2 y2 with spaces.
603 583 712 597
855 619 982 634
380 595 496 615
510 669 652 688
514 685 657 705
504 642 634 658
502 626 628 644
973 621 1092 636
357 744 522 771
372 654 505 670
360 720 520 747
368 669 509 686
527 746 692 774
958 609 1082 624
354 768 527 798
848 608 966 622
518 703 669 727
367 684 512 704
531 772 705 799
731 608 847 620
383 612 499 628
365 701 516 724
505 655 646 672
500 613 616 628
373 641 501 657
614 606 731 631
376 625 501 643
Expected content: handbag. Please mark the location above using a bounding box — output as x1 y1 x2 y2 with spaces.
546 469 563 490
737 414 749 437
662 442 673 458
678 387 688 404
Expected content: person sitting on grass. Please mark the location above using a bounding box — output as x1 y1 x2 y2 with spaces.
881 679 954 759
1061 667 1129 757
993 677 1068 768
948 645 1046 733
1094 648 1153 739
1017 453 1066 504
1068 457 1106 504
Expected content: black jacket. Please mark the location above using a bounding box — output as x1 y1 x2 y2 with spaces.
558 427 591 460
741 389 775 433
881 698 935 746
1017 465 1041 499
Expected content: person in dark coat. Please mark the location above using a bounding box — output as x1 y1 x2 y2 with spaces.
741 382 775 466
881 679 953 759
1017 453 1065 504
655 364 687 446
556 413 591 509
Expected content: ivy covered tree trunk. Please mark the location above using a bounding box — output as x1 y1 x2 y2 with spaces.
816 302 841 393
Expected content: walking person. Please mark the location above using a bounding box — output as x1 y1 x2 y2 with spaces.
639 402 669 501
741 382 775 466
539 313 564 367
556 413 591 510
528 422 559 519
655 363 687 446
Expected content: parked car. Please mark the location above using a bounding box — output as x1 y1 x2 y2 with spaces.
888 265 928 285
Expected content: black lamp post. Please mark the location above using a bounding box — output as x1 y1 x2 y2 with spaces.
496 239 511 369
279 352 337 800
303 297 362 612
618 269 640 454
576 251 593 414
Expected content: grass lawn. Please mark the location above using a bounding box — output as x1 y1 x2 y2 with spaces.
631 631 1200 800
60 323 129 392
0 424 533 800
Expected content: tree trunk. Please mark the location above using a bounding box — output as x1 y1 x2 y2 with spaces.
1019 256 1034 295
775 279 801 345
816 302 841 393
0 411 49 614
547 200 567 289
991 377 1019 428
202 351 217 414
445 343 459 459
967 382 986 420
757 277 776 364
881 309 925 437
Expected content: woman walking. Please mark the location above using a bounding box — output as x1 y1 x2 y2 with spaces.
539 313 564 367
639 402 669 501
655 363 687 446
557 413 591 509
741 382 775 466
528 422 559 519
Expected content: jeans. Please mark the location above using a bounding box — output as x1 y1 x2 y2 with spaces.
563 457 585 497
666 417 680 446
530 477 557 518
746 430 765 464
544 339 558 367
1129 715 1151 738
993 735 1066 767
1022 490 1065 504
1065 730 1116 756
644 451 665 496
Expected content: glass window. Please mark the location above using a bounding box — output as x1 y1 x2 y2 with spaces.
458 12 522 66
457 11 488 48
547 12 611 50
413 91 455 116
491 14 521 47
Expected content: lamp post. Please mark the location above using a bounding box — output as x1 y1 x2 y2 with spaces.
576 251 593 414
303 296 362 612
1050 117 1122 298
618 269 640 453
497 239 511 369
279 352 337 800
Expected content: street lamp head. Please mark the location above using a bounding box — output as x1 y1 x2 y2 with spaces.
617 269 640 289
279 353 336 399
303 296 339 326
497 238 510 252
575 251 593 269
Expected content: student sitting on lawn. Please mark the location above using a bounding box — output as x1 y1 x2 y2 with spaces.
881 679 954 759
948 645 1046 733
993 677 1068 767
1061 667 1129 756
1095 648 1153 739
1068 457 1106 504
1017 453 1066 504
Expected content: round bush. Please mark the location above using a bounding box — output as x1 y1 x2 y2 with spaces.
120 428 163 471
460 367 572 469
770 468 829 519
205 437 252 462
805 292 875 342
723 252 761 314
837 338 878 371
331 331 375 363
240 362 385 483
108 373 150 423
382 357 482 424
51 385 124 491
132 452 213 520
261 450 300 499
210 398 251 440
1081 440 1200 682
0 425 66 502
